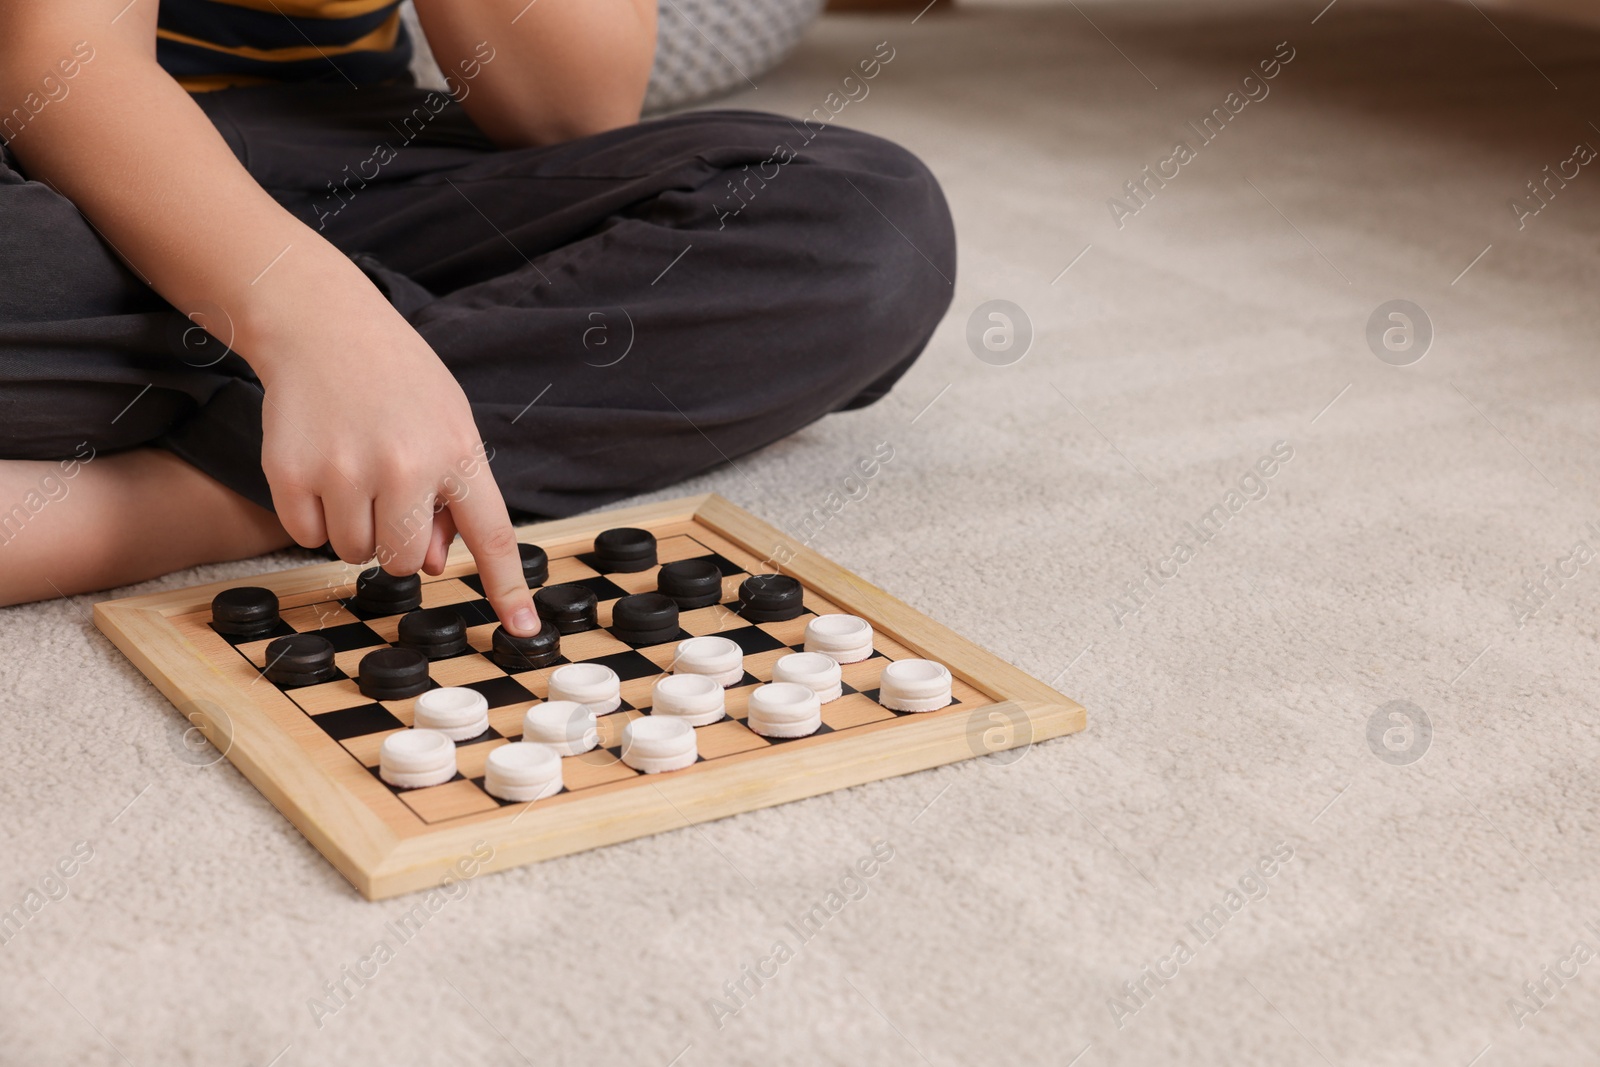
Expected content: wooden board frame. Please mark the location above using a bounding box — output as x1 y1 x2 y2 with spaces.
95 494 1085 900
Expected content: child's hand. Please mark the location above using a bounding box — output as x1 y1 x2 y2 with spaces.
251 277 540 638
0 5 534 639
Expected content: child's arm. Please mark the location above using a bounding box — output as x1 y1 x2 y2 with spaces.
0 3 540 635
414 0 656 147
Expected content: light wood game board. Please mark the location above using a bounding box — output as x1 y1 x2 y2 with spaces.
95 494 1085 899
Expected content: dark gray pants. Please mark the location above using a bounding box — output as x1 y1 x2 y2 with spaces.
0 84 955 519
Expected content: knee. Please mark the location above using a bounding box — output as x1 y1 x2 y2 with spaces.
635 111 955 407
792 127 956 383
683 112 955 307
817 128 956 279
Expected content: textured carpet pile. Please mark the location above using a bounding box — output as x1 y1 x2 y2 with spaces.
5 2 1600 1063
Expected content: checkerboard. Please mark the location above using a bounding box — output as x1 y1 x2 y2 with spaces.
97 495 1084 899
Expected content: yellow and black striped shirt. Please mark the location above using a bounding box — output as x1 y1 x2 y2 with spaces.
156 0 412 92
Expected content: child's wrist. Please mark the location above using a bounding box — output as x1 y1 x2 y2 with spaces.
232 249 388 381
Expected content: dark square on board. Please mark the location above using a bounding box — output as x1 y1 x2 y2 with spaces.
856 689 958 714
370 766 465 793
613 627 693 650
469 776 569 806
461 675 538 709
308 621 389 653
339 599 405 622
454 726 502 746
451 598 500 628
572 575 630 602
587 649 667 682
719 626 788 656
763 721 836 745
313 703 406 741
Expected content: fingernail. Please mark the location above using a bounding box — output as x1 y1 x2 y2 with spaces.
512 608 539 636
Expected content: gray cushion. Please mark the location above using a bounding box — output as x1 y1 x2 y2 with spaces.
401 0 823 114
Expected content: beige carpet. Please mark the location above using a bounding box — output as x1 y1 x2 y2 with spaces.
6 1 1600 1063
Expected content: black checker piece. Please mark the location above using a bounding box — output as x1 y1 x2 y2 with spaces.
686 552 745 577
348 568 422 616
490 650 569 674
211 619 297 646
272 665 349 690
585 527 657 573
263 633 339 688
656 559 721 609
210 586 281 639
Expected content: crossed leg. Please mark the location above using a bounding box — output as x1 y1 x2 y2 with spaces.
0 451 290 606
0 87 954 607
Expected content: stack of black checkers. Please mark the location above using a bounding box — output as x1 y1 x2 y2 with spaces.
491 624 562 671
593 528 656 572
519 543 549 586
351 567 422 615
263 634 337 687
357 647 431 700
397 607 467 659
534 584 598 633
656 559 722 609
609 593 680 646
737 574 805 622
211 587 280 638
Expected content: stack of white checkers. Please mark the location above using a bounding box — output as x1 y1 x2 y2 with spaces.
377 614 955 802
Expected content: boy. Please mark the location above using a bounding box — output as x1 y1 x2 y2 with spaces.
0 0 955 637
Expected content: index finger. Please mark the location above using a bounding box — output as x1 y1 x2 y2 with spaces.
446 465 539 638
